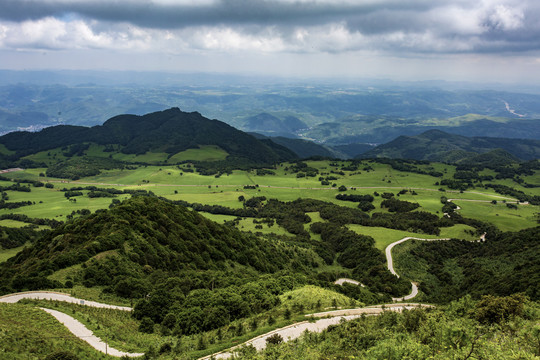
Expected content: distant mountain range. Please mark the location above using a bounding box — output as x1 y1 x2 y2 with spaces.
0 108 296 165
360 129 540 162
0 108 537 169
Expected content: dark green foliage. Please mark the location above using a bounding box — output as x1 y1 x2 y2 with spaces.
0 197 315 292
475 294 526 324
380 198 420 212
64 191 83 198
484 183 540 205
44 351 79 360
46 157 125 180
266 333 283 345
0 200 33 210
336 194 374 203
1 108 297 167
0 181 34 192
0 213 62 228
139 317 155 333
406 227 540 302
361 129 540 162
0 226 41 249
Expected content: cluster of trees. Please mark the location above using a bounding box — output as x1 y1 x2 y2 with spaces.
46 157 125 180
0 200 33 210
0 196 320 296
372 158 444 177
0 226 41 249
380 198 420 212
484 184 540 205
403 226 539 302
336 193 376 211
0 213 63 228
310 222 409 296
132 275 300 335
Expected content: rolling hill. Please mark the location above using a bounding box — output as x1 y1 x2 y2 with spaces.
0 108 297 166
360 129 540 162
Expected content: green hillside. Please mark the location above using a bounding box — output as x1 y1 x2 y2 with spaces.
361 129 540 161
0 108 297 167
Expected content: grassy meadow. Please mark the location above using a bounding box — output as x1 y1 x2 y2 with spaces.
1 159 537 236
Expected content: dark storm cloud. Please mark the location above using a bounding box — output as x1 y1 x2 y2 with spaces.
1 0 539 54
0 0 438 29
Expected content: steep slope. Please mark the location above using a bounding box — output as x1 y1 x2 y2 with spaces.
397 226 540 302
250 133 342 159
0 196 318 294
0 108 297 164
361 130 540 161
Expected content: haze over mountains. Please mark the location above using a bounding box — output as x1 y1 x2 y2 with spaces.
1 71 540 150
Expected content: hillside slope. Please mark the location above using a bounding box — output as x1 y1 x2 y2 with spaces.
0 108 297 164
361 130 540 161
0 196 318 295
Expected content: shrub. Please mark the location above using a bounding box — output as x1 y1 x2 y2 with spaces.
45 352 78 360
139 317 155 333
266 333 283 345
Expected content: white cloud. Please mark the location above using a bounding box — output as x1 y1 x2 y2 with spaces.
487 4 524 30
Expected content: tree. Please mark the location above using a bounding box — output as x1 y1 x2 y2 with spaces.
139 317 155 333
266 333 283 345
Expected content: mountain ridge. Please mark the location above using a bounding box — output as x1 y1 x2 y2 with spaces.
0 108 297 165
360 129 540 161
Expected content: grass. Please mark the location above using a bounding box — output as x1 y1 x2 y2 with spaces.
0 161 536 237
0 302 112 359
347 225 440 250
453 199 538 231
279 285 361 310
0 243 28 263
22 284 361 360
0 219 50 230
168 145 228 162
46 286 132 307
24 143 230 166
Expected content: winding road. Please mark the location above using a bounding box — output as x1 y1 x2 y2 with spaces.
0 291 132 311
199 303 431 360
40 307 144 358
0 291 141 357
0 290 431 360
385 237 451 301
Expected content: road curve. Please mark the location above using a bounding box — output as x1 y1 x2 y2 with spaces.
199 304 431 360
40 308 144 358
334 278 365 287
385 237 450 302
0 291 132 311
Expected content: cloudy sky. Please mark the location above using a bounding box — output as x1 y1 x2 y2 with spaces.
1 0 539 82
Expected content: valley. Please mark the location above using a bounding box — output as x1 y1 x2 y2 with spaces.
0 108 537 359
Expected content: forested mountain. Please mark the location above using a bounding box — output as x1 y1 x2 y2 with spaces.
398 226 540 302
361 129 540 161
0 196 317 292
0 108 296 164
250 133 343 159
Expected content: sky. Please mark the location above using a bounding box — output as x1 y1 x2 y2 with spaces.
1 0 539 83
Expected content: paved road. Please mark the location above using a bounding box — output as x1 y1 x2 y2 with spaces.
334 278 365 287
40 308 144 358
199 304 432 360
0 291 132 311
385 237 451 301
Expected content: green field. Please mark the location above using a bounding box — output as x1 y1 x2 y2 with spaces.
0 243 28 263
2 159 537 232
